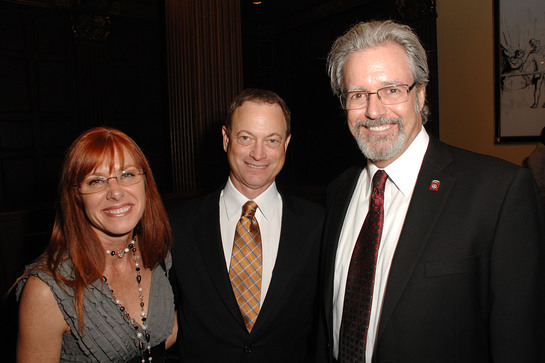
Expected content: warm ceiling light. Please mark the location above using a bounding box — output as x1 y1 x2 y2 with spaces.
252 1 262 4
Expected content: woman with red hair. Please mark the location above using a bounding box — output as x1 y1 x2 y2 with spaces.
15 127 177 362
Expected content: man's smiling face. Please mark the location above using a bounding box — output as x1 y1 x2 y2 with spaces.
343 42 425 168
222 100 291 199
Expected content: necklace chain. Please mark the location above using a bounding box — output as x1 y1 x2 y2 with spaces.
103 235 152 362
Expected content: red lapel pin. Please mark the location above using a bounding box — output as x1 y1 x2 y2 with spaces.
429 180 440 191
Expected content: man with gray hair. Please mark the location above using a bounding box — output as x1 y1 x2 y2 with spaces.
319 20 545 362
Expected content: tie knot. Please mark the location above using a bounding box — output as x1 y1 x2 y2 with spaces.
242 201 258 218
372 170 388 190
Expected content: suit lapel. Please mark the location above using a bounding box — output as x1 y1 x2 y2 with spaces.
194 192 246 329
377 137 456 341
252 194 299 331
323 167 364 333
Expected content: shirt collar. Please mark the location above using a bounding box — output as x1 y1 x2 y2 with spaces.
222 177 279 221
367 127 429 197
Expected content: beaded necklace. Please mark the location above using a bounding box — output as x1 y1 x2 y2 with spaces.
103 235 152 362
104 244 131 258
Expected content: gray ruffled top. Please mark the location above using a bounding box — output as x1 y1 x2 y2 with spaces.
16 254 175 362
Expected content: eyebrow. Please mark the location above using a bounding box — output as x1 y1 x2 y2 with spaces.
88 164 139 176
346 80 408 92
235 130 284 139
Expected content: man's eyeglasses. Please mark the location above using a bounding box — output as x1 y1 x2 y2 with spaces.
75 168 145 194
339 82 417 110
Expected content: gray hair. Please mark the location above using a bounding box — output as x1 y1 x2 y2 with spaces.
327 20 430 124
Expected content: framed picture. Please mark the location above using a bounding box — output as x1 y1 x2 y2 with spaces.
494 0 545 143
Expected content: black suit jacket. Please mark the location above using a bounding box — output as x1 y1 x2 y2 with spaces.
169 188 324 363
319 136 545 362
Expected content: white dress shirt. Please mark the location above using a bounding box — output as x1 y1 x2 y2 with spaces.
220 178 283 305
333 128 429 361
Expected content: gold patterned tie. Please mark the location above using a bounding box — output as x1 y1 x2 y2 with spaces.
229 200 262 332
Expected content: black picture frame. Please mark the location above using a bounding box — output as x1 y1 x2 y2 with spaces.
494 0 545 143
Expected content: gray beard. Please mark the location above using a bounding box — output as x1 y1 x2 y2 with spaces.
353 116 406 161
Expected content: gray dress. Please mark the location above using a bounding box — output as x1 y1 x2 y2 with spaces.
16 254 175 362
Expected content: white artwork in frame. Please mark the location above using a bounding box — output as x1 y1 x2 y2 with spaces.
495 0 545 142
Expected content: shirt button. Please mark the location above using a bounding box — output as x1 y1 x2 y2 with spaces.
244 345 252 353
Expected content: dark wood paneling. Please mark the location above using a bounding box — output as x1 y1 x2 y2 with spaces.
0 1 170 212
165 0 242 192
0 59 31 112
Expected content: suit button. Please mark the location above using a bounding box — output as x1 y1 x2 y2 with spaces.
244 345 252 353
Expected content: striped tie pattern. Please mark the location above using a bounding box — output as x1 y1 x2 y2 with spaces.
229 200 262 332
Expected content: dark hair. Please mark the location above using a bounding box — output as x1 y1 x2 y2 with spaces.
327 20 430 124
27 126 171 332
225 88 291 136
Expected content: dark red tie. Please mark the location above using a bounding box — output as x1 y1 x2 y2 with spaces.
339 169 388 363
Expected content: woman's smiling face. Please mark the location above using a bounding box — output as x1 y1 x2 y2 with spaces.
80 149 146 241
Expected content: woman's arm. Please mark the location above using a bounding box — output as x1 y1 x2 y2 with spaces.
165 310 178 349
17 276 70 363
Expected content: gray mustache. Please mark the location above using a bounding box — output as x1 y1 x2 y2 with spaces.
355 117 403 128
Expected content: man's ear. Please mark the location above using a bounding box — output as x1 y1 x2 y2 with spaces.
284 134 291 151
417 83 426 112
222 126 229 152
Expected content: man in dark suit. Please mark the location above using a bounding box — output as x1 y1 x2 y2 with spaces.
319 20 545 362
169 88 323 362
